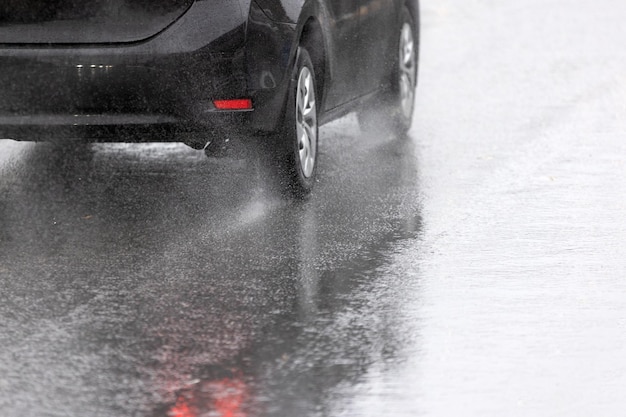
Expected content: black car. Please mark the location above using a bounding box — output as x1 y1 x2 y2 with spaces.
0 0 419 195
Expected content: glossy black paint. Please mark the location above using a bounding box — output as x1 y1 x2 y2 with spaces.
0 0 419 145
0 0 195 43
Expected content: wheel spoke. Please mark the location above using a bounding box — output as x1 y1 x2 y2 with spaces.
297 83 306 116
296 116 305 142
303 120 315 145
299 130 308 160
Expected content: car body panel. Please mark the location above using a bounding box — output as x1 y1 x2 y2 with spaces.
0 0 195 44
357 0 399 94
319 0 362 110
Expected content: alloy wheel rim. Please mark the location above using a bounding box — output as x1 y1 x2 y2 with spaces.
295 66 317 178
398 22 416 119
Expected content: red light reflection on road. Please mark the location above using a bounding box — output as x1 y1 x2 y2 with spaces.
169 396 195 417
213 377 248 417
168 375 249 417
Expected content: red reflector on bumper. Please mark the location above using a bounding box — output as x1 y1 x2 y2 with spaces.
213 98 253 110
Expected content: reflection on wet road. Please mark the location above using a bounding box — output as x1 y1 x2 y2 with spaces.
0 122 421 416
3 0 626 415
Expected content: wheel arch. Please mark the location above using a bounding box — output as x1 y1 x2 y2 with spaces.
297 16 327 113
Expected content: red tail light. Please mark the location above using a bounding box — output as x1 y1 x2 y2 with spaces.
213 99 253 110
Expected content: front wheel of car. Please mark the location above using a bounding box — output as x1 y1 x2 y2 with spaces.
358 7 418 136
273 47 319 197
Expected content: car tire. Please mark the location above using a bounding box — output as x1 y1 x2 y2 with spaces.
358 6 418 136
273 46 319 197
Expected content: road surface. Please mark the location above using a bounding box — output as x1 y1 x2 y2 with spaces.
1 0 626 415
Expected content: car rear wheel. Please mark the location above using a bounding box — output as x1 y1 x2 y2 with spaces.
273 47 318 197
358 7 418 136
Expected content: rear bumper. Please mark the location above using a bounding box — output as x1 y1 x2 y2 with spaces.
0 112 252 143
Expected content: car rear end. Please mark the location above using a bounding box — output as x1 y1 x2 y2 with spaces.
0 0 256 143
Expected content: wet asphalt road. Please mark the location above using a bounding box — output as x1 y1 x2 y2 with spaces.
2 0 626 415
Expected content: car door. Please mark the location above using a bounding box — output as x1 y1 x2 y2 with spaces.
355 0 398 95
321 0 362 110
